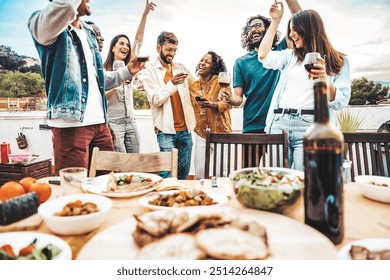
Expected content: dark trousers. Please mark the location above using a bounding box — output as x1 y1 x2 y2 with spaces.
52 124 114 175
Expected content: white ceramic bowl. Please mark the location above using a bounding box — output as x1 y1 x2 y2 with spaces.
38 194 112 235
354 175 390 203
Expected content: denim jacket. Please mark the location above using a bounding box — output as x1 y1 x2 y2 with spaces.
28 1 132 122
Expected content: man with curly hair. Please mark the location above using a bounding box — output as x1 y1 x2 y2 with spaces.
223 1 302 133
220 0 302 166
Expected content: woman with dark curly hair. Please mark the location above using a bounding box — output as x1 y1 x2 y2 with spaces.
189 51 232 179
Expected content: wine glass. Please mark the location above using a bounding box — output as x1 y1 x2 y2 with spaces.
135 42 149 62
303 52 321 79
218 72 230 89
218 72 230 101
113 60 125 71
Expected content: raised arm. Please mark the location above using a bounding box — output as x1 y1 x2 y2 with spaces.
258 2 284 60
285 0 302 15
131 0 156 58
28 0 81 46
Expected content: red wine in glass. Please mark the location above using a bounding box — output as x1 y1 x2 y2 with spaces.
304 63 320 73
218 82 230 88
137 56 150 62
218 72 231 89
303 52 321 78
135 42 149 62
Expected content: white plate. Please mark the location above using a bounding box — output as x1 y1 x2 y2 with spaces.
83 172 163 198
338 238 390 260
0 231 72 260
354 175 390 203
139 190 229 211
77 207 338 260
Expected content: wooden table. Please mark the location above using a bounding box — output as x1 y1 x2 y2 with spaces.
17 178 390 259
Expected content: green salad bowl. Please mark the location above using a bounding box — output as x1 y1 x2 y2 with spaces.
229 167 304 213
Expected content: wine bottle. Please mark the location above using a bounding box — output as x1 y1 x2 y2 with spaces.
303 79 344 245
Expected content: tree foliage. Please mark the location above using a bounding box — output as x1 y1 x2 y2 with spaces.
0 71 45 97
350 77 389 105
133 89 150 109
0 45 41 74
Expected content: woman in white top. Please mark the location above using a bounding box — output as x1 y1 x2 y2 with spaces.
103 0 155 153
258 2 351 170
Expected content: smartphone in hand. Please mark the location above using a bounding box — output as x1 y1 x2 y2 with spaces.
195 96 208 102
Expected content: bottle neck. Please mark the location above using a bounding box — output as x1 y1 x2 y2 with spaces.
313 81 330 124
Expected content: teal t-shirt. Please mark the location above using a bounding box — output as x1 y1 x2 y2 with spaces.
233 39 287 132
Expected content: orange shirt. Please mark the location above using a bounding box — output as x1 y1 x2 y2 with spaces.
164 69 187 132
189 75 232 138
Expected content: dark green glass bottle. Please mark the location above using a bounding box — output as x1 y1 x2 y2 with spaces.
303 80 344 245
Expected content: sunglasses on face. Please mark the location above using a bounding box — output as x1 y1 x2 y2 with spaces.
246 22 264 31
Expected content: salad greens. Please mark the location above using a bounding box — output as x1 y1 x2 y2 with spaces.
0 242 62 260
232 168 304 212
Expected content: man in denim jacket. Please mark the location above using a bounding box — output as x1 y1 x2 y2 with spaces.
28 0 145 175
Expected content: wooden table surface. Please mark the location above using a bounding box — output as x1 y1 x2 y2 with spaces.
21 178 390 259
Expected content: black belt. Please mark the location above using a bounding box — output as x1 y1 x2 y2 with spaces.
274 108 314 115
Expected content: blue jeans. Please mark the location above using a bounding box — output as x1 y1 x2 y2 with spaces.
270 113 314 171
157 130 193 179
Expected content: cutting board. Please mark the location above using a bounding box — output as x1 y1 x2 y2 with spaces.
0 214 43 232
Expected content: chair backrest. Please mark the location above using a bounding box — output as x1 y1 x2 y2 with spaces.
343 132 390 180
204 128 289 178
89 147 178 178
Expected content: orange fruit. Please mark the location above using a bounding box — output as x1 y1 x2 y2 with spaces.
19 177 37 193
0 181 25 202
28 182 52 203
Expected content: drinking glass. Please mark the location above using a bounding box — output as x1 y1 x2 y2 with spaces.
59 167 87 196
113 60 125 71
218 72 231 102
197 90 206 116
134 42 149 62
342 159 352 184
218 72 230 89
303 52 321 78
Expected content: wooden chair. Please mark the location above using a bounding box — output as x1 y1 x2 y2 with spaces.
343 132 390 181
89 147 178 178
204 128 289 178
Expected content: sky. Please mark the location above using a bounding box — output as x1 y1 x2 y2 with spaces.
0 0 389 82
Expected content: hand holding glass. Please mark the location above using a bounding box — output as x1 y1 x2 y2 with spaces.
218 72 230 101
218 72 230 89
304 52 321 78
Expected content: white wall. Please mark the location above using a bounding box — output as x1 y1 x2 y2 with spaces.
0 111 53 160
